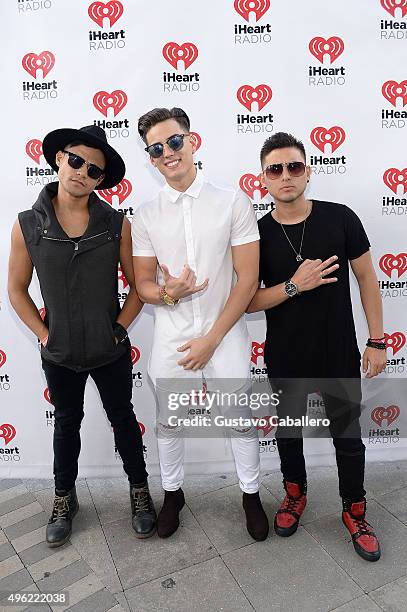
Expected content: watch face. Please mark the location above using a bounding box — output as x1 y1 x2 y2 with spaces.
285 281 297 297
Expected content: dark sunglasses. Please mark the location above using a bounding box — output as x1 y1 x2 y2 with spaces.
145 133 189 158
263 161 306 179
63 150 104 180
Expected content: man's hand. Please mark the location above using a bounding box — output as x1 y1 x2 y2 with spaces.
292 256 339 293
362 347 387 378
161 264 209 300
177 334 218 371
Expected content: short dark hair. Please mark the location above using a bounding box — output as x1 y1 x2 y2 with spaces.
260 132 306 167
138 107 190 143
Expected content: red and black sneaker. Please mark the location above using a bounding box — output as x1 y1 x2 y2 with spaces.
274 480 307 537
342 499 381 562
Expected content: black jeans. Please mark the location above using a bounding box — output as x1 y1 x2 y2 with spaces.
270 377 366 502
42 349 148 492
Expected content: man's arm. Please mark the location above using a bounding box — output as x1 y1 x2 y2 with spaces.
247 256 339 313
116 216 144 329
177 241 259 370
350 250 387 378
8 220 48 343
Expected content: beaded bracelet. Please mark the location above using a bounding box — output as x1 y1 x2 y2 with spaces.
366 339 386 350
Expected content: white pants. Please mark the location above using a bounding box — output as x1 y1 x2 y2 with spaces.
155 380 260 494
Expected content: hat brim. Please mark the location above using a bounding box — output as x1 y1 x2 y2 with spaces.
42 128 126 189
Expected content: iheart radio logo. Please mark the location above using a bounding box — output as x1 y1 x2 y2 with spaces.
38 307 46 321
379 253 407 278
190 132 202 152
240 174 268 199
162 42 198 70
371 405 400 427
22 51 55 79
98 178 132 205
255 417 275 437
131 346 141 366
118 265 128 289
138 421 146 436
93 90 127 117
382 80 407 107
0 350 6 369
43 388 52 404
385 332 406 355
237 84 272 111
383 168 407 194
251 341 265 365
234 0 270 22
309 36 344 64
310 126 345 153
88 1 123 27
381 0 407 18
26 139 43 165
0 424 16 445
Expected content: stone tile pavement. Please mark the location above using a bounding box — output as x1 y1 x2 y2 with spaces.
1 461 407 611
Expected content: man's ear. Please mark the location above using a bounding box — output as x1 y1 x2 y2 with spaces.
55 150 64 167
189 135 196 154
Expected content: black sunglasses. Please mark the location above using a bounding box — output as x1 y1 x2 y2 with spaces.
264 161 306 179
145 133 189 158
62 150 105 180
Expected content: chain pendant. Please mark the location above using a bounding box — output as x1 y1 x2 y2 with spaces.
296 254 303 262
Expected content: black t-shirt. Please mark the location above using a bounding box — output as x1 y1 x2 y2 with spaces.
258 200 370 378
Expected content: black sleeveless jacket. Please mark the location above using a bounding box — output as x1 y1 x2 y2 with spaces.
19 181 128 371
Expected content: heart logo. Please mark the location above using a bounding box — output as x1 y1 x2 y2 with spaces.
38 307 46 321
234 0 270 22
162 42 198 70
0 350 6 369
237 84 272 112
255 417 275 437
309 36 344 64
22 51 55 79
383 168 407 194
43 388 53 404
93 90 128 117
26 139 43 165
382 80 407 107
131 346 141 365
118 265 128 289
98 178 132 205
0 424 16 445
88 1 124 27
190 132 202 152
371 405 400 427
384 332 406 355
379 253 407 278
239 173 268 199
251 341 265 365
310 126 346 153
380 0 407 18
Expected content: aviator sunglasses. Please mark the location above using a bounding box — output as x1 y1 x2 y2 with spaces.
263 161 306 179
145 133 189 158
62 150 105 180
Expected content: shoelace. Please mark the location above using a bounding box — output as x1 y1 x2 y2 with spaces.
132 489 151 513
282 494 304 514
351 515 374 536
51 496 70 519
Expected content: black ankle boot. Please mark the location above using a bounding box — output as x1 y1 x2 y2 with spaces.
157 489 185 538
46 487 79 548
242 491 269 541
130 483 157 538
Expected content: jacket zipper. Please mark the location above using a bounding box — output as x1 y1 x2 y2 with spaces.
42 231 109 251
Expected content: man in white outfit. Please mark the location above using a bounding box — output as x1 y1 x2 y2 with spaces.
132 107 269 540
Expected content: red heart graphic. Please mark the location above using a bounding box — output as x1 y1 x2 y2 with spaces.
382 80 407 108
383 168 407 194
162 42 198 70
237 84 272 112
251 342 265 365
98 178 132 205
190 132 202 152
43 388 53 404
93 90 127 117
38 307 46 321
138 421 145 436
234 0 270 22
255 416 275 437
380 0 407 18
0 350 6 369
309 36 344 64
239 173 268 200
379 253 407 278
118 265 128 289
131 346 141 365
22 51 55 79
88 1 124 27
310 126 345 153
26 139 43 165
384 332 406 355
0 424 16 445
371 405 400 427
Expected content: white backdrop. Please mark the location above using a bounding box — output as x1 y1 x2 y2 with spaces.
1 0 406 479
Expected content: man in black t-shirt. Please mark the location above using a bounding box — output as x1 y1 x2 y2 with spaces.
248 132 387 562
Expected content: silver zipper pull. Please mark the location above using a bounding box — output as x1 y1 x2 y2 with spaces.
74 242 79 251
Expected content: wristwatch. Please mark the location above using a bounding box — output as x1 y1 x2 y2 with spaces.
284 279 299 297
113 322 129 344
159 286 180 306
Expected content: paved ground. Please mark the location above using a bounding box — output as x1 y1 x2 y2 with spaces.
1 461 407 612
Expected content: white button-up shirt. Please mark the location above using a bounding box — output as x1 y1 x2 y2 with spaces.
132 172 259 387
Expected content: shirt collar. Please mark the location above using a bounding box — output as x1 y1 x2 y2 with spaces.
162 171 204 204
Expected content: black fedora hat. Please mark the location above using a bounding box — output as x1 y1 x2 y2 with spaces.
42 125 126 189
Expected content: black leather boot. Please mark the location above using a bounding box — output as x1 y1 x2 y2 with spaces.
130 483 157 538
157 489 185 538
242 491 269 541
46 487 79 548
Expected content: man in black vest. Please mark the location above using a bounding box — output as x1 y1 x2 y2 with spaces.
8 125 156 547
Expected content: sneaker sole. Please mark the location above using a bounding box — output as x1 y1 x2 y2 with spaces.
133 525 157 539
46 505 79 548
274 517 299 537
